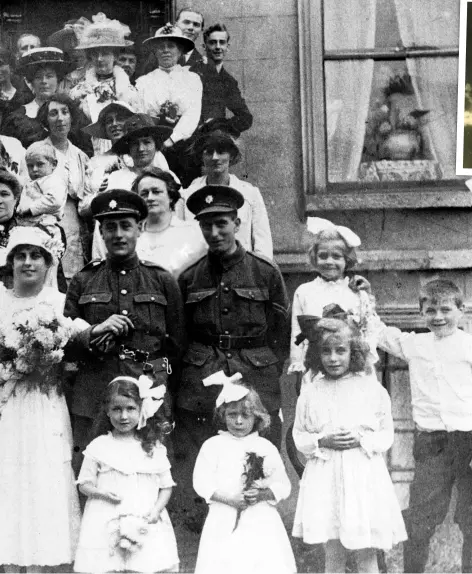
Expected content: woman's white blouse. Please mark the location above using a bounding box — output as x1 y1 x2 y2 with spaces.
136 66 202 143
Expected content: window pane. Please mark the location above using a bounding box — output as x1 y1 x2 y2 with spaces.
325 59 459 183
324 0 458 51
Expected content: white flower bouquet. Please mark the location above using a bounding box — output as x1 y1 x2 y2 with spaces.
0 301 73 392
109 514 149 558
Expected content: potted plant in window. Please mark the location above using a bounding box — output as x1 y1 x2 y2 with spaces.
378 73 429 160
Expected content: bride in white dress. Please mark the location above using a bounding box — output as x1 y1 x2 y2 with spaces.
0 226 118 572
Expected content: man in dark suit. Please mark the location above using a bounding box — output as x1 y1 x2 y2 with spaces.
175 8 204 68
193 23 253 137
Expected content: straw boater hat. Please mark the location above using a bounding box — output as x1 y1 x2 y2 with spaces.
82 101 135 140
142 23 194 53
74 12 133 51
17 47 68 81
111 114 173 155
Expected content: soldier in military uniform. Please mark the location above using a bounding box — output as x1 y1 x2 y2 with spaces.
64 189 185 474
172 185 289 527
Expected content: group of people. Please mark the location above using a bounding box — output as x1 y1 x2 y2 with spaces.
0 7 471 574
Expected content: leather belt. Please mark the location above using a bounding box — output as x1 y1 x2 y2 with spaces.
192 332 267 350
118 345 172 373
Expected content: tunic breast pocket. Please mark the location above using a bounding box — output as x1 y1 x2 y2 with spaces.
133 293 167 334
78 292 113 324
185 289 217 326
233 287 270 328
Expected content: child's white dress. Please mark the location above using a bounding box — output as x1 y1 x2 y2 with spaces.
74 433 179 573
193 431 297 574
288 276 377 373
292 371 407 549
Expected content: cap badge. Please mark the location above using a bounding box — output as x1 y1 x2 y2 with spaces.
205 195 214 204
109 199 118 209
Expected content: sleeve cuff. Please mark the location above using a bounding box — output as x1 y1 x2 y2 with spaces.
287 362 305 374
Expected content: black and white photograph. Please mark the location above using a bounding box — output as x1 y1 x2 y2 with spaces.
0 1 470 573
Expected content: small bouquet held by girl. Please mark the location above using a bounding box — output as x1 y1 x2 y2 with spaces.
292 316 406 573
74 374 179 573
193 371 296 574
288 217 378 377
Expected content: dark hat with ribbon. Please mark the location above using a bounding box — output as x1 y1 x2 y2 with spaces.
82 101 135 140
91 188 148 221
110 113 173 155
186 185 244 219
295 304 349 345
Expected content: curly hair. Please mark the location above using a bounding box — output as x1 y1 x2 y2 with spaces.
214 384 271 435
304 318 368 375
308 228 358 274
37 93 82 133
92 378 166 455
131 167 182 211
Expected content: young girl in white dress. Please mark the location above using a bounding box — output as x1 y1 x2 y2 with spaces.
74 375 179 573
193 372 296 574
292 318 406 573
288 217 377 377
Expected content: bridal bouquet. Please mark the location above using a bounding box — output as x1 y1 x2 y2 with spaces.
0 301 73 392
109 514 149 557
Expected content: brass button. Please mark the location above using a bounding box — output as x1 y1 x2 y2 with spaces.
122 310 128 315
121 289 127 295
120 270 126 275
151 297 155 301
224 330 229 334
223 287 230 293
91 297 96 302
222 307 229 314
226 352 232 359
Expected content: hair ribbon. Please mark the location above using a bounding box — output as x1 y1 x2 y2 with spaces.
306 217 361 248
202 371 248 407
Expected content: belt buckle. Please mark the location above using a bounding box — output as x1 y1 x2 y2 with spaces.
119 345 136 361
218 334 231 350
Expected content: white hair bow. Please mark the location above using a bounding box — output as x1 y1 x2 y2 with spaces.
135 375 166 430
202 371 248 407
306 217 361 248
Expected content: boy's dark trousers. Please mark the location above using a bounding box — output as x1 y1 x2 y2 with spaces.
403 430 472 573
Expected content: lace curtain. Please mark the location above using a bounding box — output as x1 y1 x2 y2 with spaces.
324 0 377 182
393 0 459 178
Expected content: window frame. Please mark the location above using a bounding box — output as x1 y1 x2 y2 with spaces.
297 0 469 212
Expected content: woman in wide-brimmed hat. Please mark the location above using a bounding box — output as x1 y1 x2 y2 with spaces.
49 17 90 94
89 113 173 259
69 12 140 156
2 48 69 149
178 129 273 259
136 23 202 178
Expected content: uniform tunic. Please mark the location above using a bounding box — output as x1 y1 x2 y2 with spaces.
64 253 185 420
178 243 289 414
